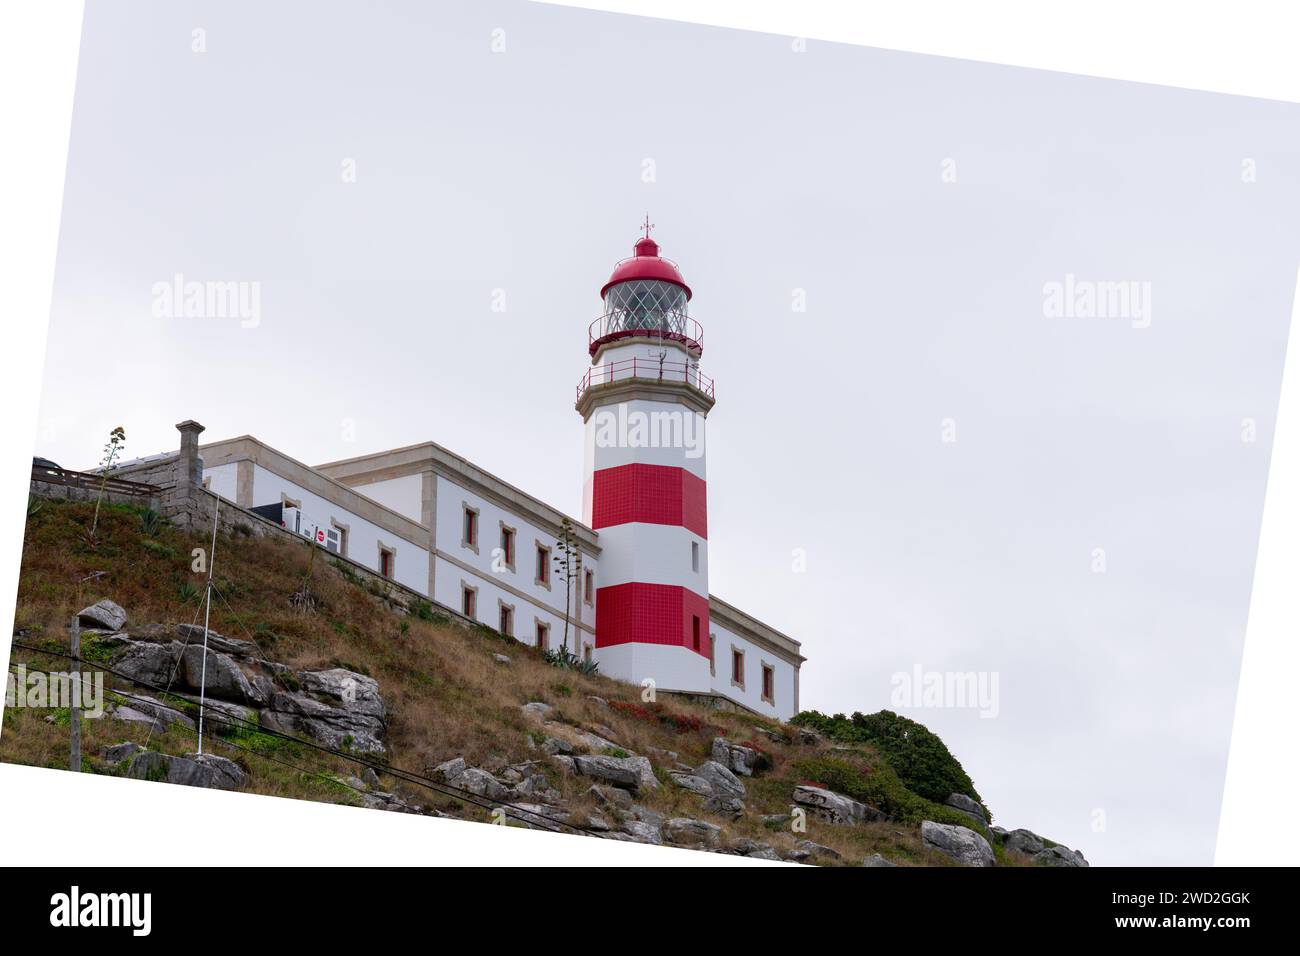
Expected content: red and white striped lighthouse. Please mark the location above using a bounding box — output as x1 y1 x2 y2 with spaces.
577 223 717 692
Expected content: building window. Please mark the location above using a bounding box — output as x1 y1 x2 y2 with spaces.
499 524 516 571
461 585 477 619
535 621 549 651
462 504 479 552
731 647 745 690
535 543 551 588
691 541 699 572
584 568 594 606
761 663 775 705
692 615 701 652
378 545 395 579
499 602 514 637
330 519 349 557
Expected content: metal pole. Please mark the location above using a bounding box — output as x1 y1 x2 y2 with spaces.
196 496 220 755
69 615 80 772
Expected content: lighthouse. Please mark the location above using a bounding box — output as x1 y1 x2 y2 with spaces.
577 222 716 693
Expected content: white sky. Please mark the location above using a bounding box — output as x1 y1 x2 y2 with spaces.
36 0 1300 865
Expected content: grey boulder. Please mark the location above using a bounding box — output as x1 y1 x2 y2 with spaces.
78 599 127 632
710 737 761 776
792 785 885 825
125 751 248 790
920 820 995 867
944 792 988 825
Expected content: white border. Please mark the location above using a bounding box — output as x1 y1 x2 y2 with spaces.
2 0 1297 867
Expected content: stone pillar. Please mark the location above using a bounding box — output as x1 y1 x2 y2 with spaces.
175 420 205 503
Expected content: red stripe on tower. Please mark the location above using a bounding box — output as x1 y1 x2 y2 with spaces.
595 581 710 657
590 463 707 538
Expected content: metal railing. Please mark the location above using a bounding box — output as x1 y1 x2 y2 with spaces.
588 311 704 356
576 356 716 403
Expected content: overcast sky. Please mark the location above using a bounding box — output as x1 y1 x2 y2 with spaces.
36 0 1300 865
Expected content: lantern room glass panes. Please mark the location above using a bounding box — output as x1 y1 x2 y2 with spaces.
602 279 689 336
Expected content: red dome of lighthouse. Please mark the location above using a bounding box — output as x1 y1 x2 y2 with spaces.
600 236 692 301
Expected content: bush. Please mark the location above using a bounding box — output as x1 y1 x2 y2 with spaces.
792 753 986 832
792 709 987 819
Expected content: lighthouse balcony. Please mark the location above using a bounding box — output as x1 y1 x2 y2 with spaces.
576 355 716 404
588 310 704 358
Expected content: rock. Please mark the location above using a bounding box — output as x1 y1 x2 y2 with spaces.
1033 845 1089 868
572 754 654 794
1004 828 1045 856
797 728 822 746
575 730 622 753
124 751 247 790
792 785 885 825
705 796 746 819
794 839 841 862
728 838 781 861
174 624 258 657
621 819 664 845
460 768 510 801
101 741 144 764
493 653 511 664
179 646 263 705
110 693 194 732
521 701 552 721
920 820 995 867
431 757 467 782
177 695 257 734
668 771 713 797
506 803 569 829
361 790 423 814
989 825 1009 844
944 792 988 825
362 767 381 790
694 760 746 800
111 640 183 687
710 737 761 776
78 599 126 631
513 772 562 804
664 818 722 848
261 668 386 754
542 737 574 756
586 696 608 707
862 853 899 867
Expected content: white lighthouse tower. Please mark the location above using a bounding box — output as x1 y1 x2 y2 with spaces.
577 221 716 693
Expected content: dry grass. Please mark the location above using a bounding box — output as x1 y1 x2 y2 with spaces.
3 497 1024 865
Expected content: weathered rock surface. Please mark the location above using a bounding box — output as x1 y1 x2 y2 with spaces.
572 754 656 794
944 792 987 825
664 817 722 848
710 737 761 777
1004 828 1045 856
109 693 195 732
78 599 127 632
112 640 183 688
179 645 264 705
521 701 552 721
727 838 781 861
694 760 746 800
1033 845 1089 867
787 840 841 863
261 668 386 754
920 820 995 867
101 741 144 764
125 750 248 790
792 785 885 825
174 624 258 657
862 853 899 867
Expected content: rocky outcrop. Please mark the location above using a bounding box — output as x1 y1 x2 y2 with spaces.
664 817 722 848
862 853 899 867
944 792 987 826
571 754 656 795
1004 828 1045 856
1034 845 1089 867
920 821 995 867
792 785 885 825
710 737 761 777
125 750 248 790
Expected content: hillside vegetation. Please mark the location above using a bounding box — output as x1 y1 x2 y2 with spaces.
4 497 1044 865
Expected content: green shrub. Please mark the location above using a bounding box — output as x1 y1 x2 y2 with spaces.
792 753 986 833
792 709 987 819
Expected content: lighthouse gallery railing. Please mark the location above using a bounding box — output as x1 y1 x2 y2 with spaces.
576 356 716 403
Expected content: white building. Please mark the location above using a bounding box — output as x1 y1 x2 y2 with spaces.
118 230 805 720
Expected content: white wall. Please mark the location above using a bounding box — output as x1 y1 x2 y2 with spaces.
433 474 596 632
709 618 798 722
595 641 711 696
247 463 429 596
352 473 423 523
203 460 238 503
